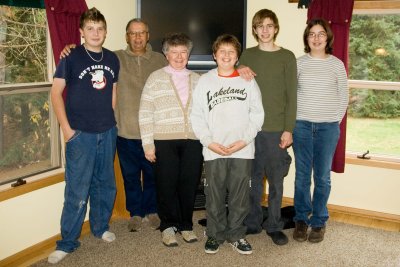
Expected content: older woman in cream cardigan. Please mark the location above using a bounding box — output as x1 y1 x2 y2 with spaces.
139 32 203 248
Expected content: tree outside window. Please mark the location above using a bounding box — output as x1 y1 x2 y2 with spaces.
0 5 56 185
348 13 400 159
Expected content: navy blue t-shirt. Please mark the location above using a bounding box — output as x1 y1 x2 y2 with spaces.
54 45 120 133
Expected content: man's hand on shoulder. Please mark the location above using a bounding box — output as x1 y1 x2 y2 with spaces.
237 65 256 81
60 44 77 59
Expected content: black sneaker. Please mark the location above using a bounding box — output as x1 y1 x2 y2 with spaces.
204 237 219 254
267 231 288 245
230 238 252 255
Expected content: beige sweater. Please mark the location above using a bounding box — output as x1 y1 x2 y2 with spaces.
139 68 200 152
114 45 167 139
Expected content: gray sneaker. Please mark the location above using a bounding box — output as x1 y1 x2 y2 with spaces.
146 213 161 230
162 227 178 247
181 230 198 243
128 216 142 232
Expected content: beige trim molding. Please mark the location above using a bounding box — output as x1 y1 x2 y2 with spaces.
345 157 400 170
0 173 64 202
288 0 400 9
281 196 400 223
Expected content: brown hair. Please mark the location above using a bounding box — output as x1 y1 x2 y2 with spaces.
212 34 242 58
79 7 107 30
251 9 280 42
303 18 334 54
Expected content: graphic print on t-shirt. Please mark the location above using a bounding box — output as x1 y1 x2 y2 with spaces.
90 70 106 90
207 86 248 111
78 64 116 91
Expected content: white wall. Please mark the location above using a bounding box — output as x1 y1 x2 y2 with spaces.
0 0 399 261
281 150 400 215
85 0 136 51
246 0 308 57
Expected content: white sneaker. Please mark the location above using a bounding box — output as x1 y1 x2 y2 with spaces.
102 231 116 242
162 227 178 247
48 250 68 264
181 230 198 243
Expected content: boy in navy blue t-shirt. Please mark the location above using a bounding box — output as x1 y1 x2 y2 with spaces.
48 8 120 264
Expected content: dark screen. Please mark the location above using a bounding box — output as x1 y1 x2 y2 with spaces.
139 0 246 63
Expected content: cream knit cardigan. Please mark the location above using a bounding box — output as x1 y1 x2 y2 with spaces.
139 68 200 153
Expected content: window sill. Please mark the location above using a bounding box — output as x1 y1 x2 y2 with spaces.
0 169 64 202
346 155 400 170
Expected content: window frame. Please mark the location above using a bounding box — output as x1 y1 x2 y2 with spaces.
0 8 63 191
347 8 400 164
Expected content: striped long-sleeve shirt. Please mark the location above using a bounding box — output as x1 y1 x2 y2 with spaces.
296 54 348 123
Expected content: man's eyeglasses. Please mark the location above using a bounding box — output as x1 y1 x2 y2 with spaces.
308 32 327 39
127 31 148 37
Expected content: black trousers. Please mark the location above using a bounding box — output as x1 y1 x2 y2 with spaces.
154 139 203 232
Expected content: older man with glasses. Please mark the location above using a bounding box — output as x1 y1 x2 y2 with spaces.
114 19 167 232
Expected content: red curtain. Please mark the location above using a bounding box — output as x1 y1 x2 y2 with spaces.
307 0 354 173
44 0 88 65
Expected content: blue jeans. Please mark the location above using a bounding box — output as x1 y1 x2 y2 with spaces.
56 126 117 253
293 120 340 228
116 137 157 217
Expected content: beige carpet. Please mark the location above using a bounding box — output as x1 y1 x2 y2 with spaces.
32 210 400 267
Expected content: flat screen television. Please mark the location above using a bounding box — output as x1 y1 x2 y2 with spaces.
138 0 247 71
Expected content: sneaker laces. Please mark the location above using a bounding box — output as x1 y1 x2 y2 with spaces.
237 238 249 246
207 237 218 245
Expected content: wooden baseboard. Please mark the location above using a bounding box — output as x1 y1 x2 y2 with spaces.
280 197 400 232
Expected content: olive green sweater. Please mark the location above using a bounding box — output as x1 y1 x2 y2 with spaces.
239 46 297 133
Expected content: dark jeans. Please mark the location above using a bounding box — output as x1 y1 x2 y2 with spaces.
293 120 340 227
244 131 292 233
57 126 117 252
117 137 157 217
154 139 203 232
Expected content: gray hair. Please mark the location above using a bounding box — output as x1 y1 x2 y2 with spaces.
125 18 149 32
161 32 193 55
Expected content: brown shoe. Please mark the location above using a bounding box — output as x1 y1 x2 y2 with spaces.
146 213 161 230
293 221 308 242
308 226 326 243
128 216 142 232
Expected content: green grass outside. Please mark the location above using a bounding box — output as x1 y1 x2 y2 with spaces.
346 117 400 157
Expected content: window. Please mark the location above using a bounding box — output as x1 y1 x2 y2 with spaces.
0 5 60 185
348 11 400 161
